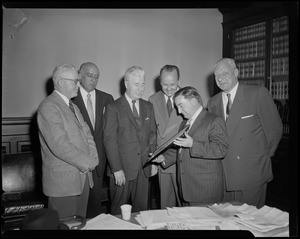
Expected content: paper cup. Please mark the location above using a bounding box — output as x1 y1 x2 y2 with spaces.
120 204 132 220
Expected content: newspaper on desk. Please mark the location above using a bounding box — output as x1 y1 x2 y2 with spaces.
135 203 289 236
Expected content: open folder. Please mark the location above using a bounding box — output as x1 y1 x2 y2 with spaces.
144 124 190 166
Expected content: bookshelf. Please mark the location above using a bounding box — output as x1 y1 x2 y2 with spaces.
220 3 290 139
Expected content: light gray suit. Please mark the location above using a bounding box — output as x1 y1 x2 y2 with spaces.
37 91 99 218
149 91 183 208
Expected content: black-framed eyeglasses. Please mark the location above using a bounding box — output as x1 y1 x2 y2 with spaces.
61 78 80 85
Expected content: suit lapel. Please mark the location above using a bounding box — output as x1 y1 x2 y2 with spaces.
95 91 105 133
121 96 139 130
188 109 206 136
73 91 94 132
157 92 169 125
54 91 81 127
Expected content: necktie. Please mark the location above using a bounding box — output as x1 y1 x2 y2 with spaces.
166 96 172 117
132 100 139 119
69 101 78 121
226 93 232 120
87 93 95 129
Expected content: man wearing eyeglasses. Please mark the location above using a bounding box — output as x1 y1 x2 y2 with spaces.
73 62 114 218
37 64 99 219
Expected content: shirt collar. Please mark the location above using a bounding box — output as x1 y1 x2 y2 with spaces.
125 93 139 104
80 87 95 99
188 105 203 127
223 82 239 102
55 90 69 106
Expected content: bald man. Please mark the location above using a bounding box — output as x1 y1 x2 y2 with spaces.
73 62 114 218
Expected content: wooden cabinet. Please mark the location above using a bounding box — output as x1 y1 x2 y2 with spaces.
219 2 296 213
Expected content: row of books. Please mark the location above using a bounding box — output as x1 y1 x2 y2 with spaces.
236 60 265 79
240 79 265 87
234 22 266 42
233 40 265 60
271 81 289 100
273 16 288 33
282 124 289 135
271 57 289 76
272 35 289 55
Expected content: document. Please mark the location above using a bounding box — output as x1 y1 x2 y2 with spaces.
83 213 143 230
145 124 190 165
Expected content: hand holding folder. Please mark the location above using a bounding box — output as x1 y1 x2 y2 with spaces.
144 124 190 166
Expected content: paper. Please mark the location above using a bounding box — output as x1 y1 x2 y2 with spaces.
209 203 289 234
83 213 143 230
145 124 190 164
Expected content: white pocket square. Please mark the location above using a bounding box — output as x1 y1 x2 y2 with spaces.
145 117 150 120
241 114 254 119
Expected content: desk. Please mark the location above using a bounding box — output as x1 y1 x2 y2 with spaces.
111 204 289 237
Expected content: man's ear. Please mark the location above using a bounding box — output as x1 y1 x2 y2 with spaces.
234 68 239 78
57 78 64 88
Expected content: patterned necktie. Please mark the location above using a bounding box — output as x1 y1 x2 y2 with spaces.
87 93 95 129
166 96 172 117
69 101 78 121
226 93 232 120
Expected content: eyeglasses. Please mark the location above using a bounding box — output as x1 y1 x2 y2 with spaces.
61 78 80 85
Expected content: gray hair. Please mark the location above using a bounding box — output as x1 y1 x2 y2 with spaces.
52 63 77 85
214 58 237 70
124 66 145 82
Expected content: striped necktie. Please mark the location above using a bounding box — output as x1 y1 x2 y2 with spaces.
69 101 78 121
226 93 232 120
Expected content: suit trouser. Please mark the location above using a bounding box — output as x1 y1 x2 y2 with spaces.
158 171 182 208
109 169 149 215
48 175 90 219
223 183 267 208
86 170 104 218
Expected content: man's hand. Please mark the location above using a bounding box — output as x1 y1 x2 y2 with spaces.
151 164 158 176
113 170 126 186
173 132 193 148
152 154 165 163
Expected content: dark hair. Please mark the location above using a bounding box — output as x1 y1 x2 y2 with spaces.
159 65 180 80
174 86 203 105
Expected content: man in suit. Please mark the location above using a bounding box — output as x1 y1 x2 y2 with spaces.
158 86 229 206
149 65 183 208
207 58 283 208
103 66 157 215
73 62 114 218
37 64 99 219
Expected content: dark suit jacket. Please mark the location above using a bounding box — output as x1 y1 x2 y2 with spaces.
149 91 183 174
73 89 114 177
207 84 283 190
103 95 157 180
164 109 229 203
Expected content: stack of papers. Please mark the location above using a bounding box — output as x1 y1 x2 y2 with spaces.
135 209 181 229
83 213 143 230
135 207 240 230
209 203 289 236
